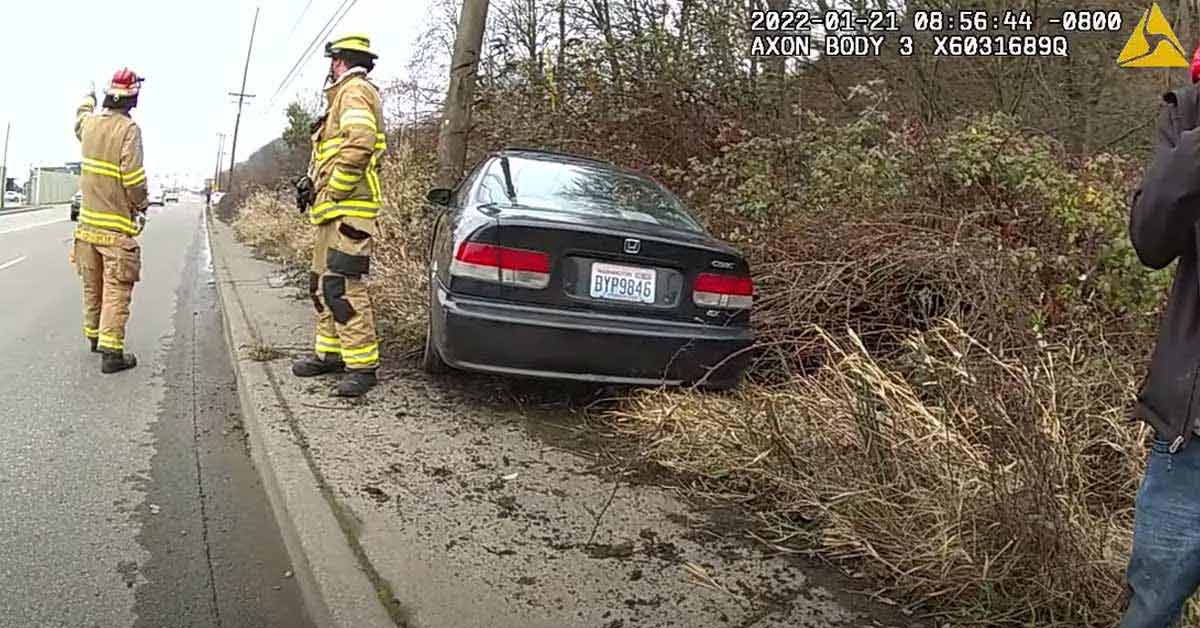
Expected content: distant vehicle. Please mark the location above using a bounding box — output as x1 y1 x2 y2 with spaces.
421 148 755 390
71 191 82 221
148 188 165 207
164 189 179 203
4 191 24 205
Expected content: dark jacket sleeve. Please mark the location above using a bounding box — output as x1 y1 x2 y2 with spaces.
1130 103 1200 270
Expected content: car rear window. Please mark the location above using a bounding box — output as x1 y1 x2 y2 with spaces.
476 156 703 232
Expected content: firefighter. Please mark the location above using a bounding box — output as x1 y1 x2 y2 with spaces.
291 34 387 397
69 69 148 374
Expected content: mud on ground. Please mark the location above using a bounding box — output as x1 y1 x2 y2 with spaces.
288 338 923 628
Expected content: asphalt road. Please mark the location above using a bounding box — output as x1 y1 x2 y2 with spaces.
0 200 315 628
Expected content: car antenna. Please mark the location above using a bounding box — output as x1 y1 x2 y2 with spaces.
499 156 517 202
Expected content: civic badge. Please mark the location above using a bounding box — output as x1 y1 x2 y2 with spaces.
624 238 641 254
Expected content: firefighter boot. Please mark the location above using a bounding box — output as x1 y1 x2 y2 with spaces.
335 369 377 398
101 351 138 374
89 338 100 353
292 353 345 377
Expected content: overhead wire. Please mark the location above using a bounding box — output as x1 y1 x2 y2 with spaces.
284 0 315 44
265 0 358 112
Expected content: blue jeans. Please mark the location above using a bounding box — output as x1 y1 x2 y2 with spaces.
1122 438 1200 628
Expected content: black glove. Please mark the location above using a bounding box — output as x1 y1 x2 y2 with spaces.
294 175 314 213
309 113 327 136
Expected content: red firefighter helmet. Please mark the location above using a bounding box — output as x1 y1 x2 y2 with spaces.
1191 45 1200 83
105 68 144 98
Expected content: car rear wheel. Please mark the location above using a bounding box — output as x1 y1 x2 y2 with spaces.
421 285 449 374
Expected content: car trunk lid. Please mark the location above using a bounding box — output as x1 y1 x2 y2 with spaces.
492 205 749 324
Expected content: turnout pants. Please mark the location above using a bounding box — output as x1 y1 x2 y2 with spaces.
309 217 379 370
69 228 141 352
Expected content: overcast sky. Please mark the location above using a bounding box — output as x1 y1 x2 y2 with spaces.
0 0 434 188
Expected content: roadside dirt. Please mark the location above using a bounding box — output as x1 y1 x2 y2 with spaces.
301 339 923 628
220 222 923 627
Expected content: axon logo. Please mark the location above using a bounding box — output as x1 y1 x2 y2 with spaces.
623 238 641 254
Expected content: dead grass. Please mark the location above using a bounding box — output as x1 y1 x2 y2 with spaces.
231 190 316 264
245 342 288 362
364 151 435 350
602 320 1146 625
232 146 435 352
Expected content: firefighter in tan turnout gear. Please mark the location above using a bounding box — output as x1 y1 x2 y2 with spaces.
70 69 148 374
292 35 387 397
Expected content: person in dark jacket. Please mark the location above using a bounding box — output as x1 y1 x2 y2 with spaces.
1122 64 1200 627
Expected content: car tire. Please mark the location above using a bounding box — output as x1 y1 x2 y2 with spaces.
421 283 449 374
421 315 449 374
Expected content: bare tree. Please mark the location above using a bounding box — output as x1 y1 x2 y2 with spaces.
557 0 568 74
492 0 552 82
580 0 624 91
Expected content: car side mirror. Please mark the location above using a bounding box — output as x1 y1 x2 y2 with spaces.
426 188 452 207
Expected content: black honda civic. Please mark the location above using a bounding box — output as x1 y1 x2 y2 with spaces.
422 148 754 389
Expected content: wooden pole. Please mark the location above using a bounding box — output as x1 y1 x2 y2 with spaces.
435 0 491 189
227 6 261 197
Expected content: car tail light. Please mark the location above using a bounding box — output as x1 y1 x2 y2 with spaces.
693 272 754 309
450 242 551 289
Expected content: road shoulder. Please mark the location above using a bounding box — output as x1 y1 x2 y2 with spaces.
207 210 397 628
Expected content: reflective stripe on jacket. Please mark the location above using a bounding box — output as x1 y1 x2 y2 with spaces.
308 68 386 226
74 96 148 236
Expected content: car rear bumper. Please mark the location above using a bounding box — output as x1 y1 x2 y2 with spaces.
432 285 754 386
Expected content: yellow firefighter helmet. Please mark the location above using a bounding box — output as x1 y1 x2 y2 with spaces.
325 34 378 60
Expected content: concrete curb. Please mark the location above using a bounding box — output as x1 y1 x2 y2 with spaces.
205 210 396 628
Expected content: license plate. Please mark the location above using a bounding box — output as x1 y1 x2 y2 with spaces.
590 262 656 304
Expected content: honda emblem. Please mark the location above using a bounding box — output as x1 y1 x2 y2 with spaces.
623 238 641 254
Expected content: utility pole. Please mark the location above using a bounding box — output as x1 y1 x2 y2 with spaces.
436 0 491 188
213 133 226 192
0 121 9 210
226 6 260 198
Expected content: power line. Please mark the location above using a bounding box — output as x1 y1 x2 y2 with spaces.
271 0 357 108
266 0 357 112
285 0 315 44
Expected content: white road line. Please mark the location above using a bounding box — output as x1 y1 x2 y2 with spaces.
0 217 65 235
0 256 27 271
